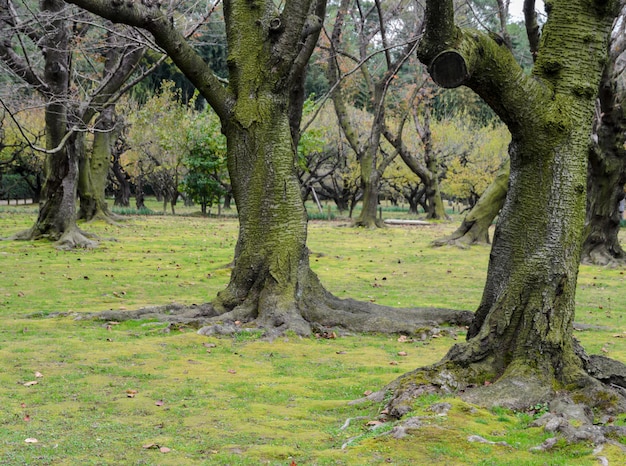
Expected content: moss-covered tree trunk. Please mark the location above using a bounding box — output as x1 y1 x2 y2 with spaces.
385 0 625 413
78 106 122 222
581 19 626 266
355 151 382 228
434 160 508 247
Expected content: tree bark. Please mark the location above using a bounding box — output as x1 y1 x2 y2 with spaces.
433 160 509 247
384 0 626 414
581 15 626 266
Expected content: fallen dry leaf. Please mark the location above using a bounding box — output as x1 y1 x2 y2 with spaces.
363 390 373 396
142 443 159 449
23 381 38 387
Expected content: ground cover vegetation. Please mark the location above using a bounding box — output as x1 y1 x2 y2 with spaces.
1 207 625 464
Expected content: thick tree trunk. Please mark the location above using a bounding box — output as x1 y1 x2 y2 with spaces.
581 30 626 266
78 107 121 223
384 0 626 415
433 160 509 247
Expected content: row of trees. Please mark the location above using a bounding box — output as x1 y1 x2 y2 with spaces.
2 0 626 417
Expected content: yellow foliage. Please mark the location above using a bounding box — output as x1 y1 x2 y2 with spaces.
439 119 510 200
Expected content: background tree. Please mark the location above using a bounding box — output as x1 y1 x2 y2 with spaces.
125 82 191 214
0 103 45 203
0 0 97 248
180 107 227 216
383 0 626 416
383 83 449 220
325 0 421 227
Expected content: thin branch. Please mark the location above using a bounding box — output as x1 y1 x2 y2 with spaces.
523 0 540 60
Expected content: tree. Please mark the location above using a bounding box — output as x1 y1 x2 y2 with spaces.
581 4 626 266
180 109 227 215
299 104 362 215
125 82 191 214
0 1 149 246
0 103 45 203
0 0 97 248
434 120 510 247
65 0 472 335
435 159 509 247
383 84 449 220
325 0 420 227
383 0 626 416
75 27 145 223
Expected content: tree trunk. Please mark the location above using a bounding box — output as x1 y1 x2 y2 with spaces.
354 159 382 227
384 0 626 415
78 106 121 223
433 160 509 247
135 172 146 210
222 192 232 210
112 147 131 207
581 25 626 266
423 152 446 220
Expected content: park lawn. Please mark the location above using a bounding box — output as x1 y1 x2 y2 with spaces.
0 204 625 465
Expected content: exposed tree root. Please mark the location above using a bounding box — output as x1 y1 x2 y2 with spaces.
580 244 626 267
71 268 473 337
75 297 472 339
5 226 99 250
374 339 626 430
82 209 126 226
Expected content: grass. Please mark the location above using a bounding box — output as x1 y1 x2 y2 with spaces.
0 201 625 465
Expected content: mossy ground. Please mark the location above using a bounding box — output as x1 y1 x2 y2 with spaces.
0 201 625 464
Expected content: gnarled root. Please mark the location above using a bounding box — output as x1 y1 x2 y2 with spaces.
381 339 626 422
5 226 99 249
